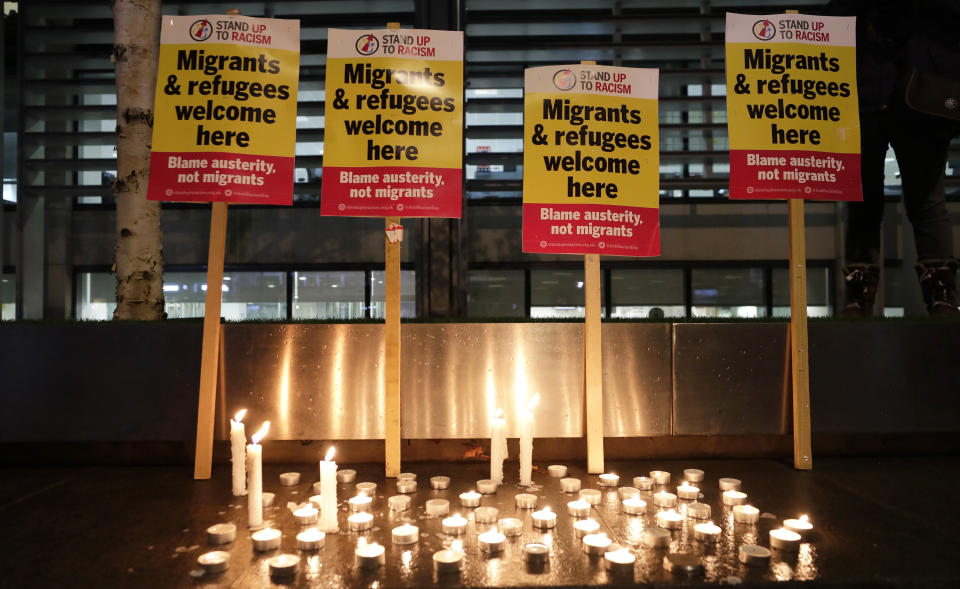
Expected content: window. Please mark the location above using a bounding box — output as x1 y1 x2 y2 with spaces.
691 267 765 318
370 270 416 318
468 269 524 318
772 267 832 318
1 272 14 319
292 271 365 320
530 269 604 318
610 268 685 318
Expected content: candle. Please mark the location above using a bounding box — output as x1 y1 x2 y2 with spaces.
476 479 497 494
388 495 411 511
522 542 549 565
718 477 741 491
683 468 705 483
515 493 538 509
733 504 760 524
579 489 602 505
693 521 721 543
279 472 300 487
246 421 270 528
318 448 339 532
347 512 373 531
633 476 654 491
722 490 748 506
548 464 567 478
460 490 482 507
618 486 641 500
656 509 683 529
479 527 506 554
442 514 468 535
433 541 464 574
739 544 772 566
653 491 678 508
676 481 700 500
573 518 600 538
262 492 275 507
313 481 323 495
349 494 372 512
498 517 523 536
391 523 419 545
769 527 801 551
650 470 671 485
642 526 671 548
396 479 416 494
197 551 230 574
296 528 324 551
293 505 318 525
206 523 236 545
531 506 557 529
560 477 582 493
230 410 247 496
430 476 450 490
336 468 356 484
426 499 450 516
398 472 416 481
567 499 591 518
519 394 539 486
664 552 704 574
268 554 299 580
598 473 619 487
604 548 635 574
783 514 813 539
251 527 281 552
490 409 508 485
475 506 499 524
622 494 646 515
582 532 612 555
355 538 385 569
308 495 323 510
356 482 377 497
686 502 711 520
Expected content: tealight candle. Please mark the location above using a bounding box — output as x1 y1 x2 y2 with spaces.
579 489 602 505
430 476 450 490
642 527 671 548
280 472 301 487
573 518 600 538
268 554 299 579
442 514 468 535
718 477 741 491
560 478 582 493
604 548 635 574
499 517 523 536
656 509 683 529
683 468 705 483
433 544 464 574
296 528 324 551
618 486 641 500
336 468 356 483
685 502 711 520
229 410 247 496
396 479 416 494
426 498 450 516
313 481 323 495
722 490 748 506
769 527 801 551
319 448 339 533
206 523 236 545
622 494 647 515
355 540 385 569
515 493 538 509
252 527 282 552
676 482 700 500
783 515 813 539
388 495 411 511
663 552 704 574
598 473 620 487
567 499 591 518
398 472 416 481
733 504 760 524
531 506 557 529
262 492 275 507
548 465 567 478
479 528 506 554
522 542 549 564
460 490 482 507
349 494 373 512
347 512 374 531
653 491 678 508
739 544 772 566
693 521 721 543
633 476 654 490
582 532 612 555
475 506 499 524
650 470 671 485
197 551 230 574
293 505 318 525
308 495 323 510
476 479 497 494
391 523 419 545
356 482 377 497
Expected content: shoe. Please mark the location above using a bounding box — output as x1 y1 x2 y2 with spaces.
916 259 960 317
840 264 879 317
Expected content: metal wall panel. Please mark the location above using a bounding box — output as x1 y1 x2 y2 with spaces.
602 323 673 436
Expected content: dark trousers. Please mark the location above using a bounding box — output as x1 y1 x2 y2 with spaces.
845 105 956 265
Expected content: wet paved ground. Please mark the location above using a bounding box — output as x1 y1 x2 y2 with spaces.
0 456 957 588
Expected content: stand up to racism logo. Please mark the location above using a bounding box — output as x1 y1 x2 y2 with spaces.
355 34 379 55
189 19 213 42
752 19 776 40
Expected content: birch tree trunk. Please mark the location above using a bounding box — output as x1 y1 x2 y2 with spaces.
112 0 164 320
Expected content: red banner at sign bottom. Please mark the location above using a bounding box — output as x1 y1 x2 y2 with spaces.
522 203 660 256
147 151 294 205
321 166 462 218
729 149 862 201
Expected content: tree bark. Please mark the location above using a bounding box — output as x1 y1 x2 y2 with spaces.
112 0 164 320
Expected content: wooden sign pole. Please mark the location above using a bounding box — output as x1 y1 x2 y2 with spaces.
383 22 402 479
580 60 604 474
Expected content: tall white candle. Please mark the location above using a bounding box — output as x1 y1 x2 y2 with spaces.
230 410 247 496
318 447 339 533
519 394 539 486
490 409 507 485
246 421 270 527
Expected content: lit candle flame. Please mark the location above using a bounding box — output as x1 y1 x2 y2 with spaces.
631 494 640 502
543 506 552 513
489 527 497 535
358 537 367 548
251 420 270 444
494 408 504 420
452 539 463 553
800 514 809 522
324 447 335 462
526 393 540 412
233 409 247 423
